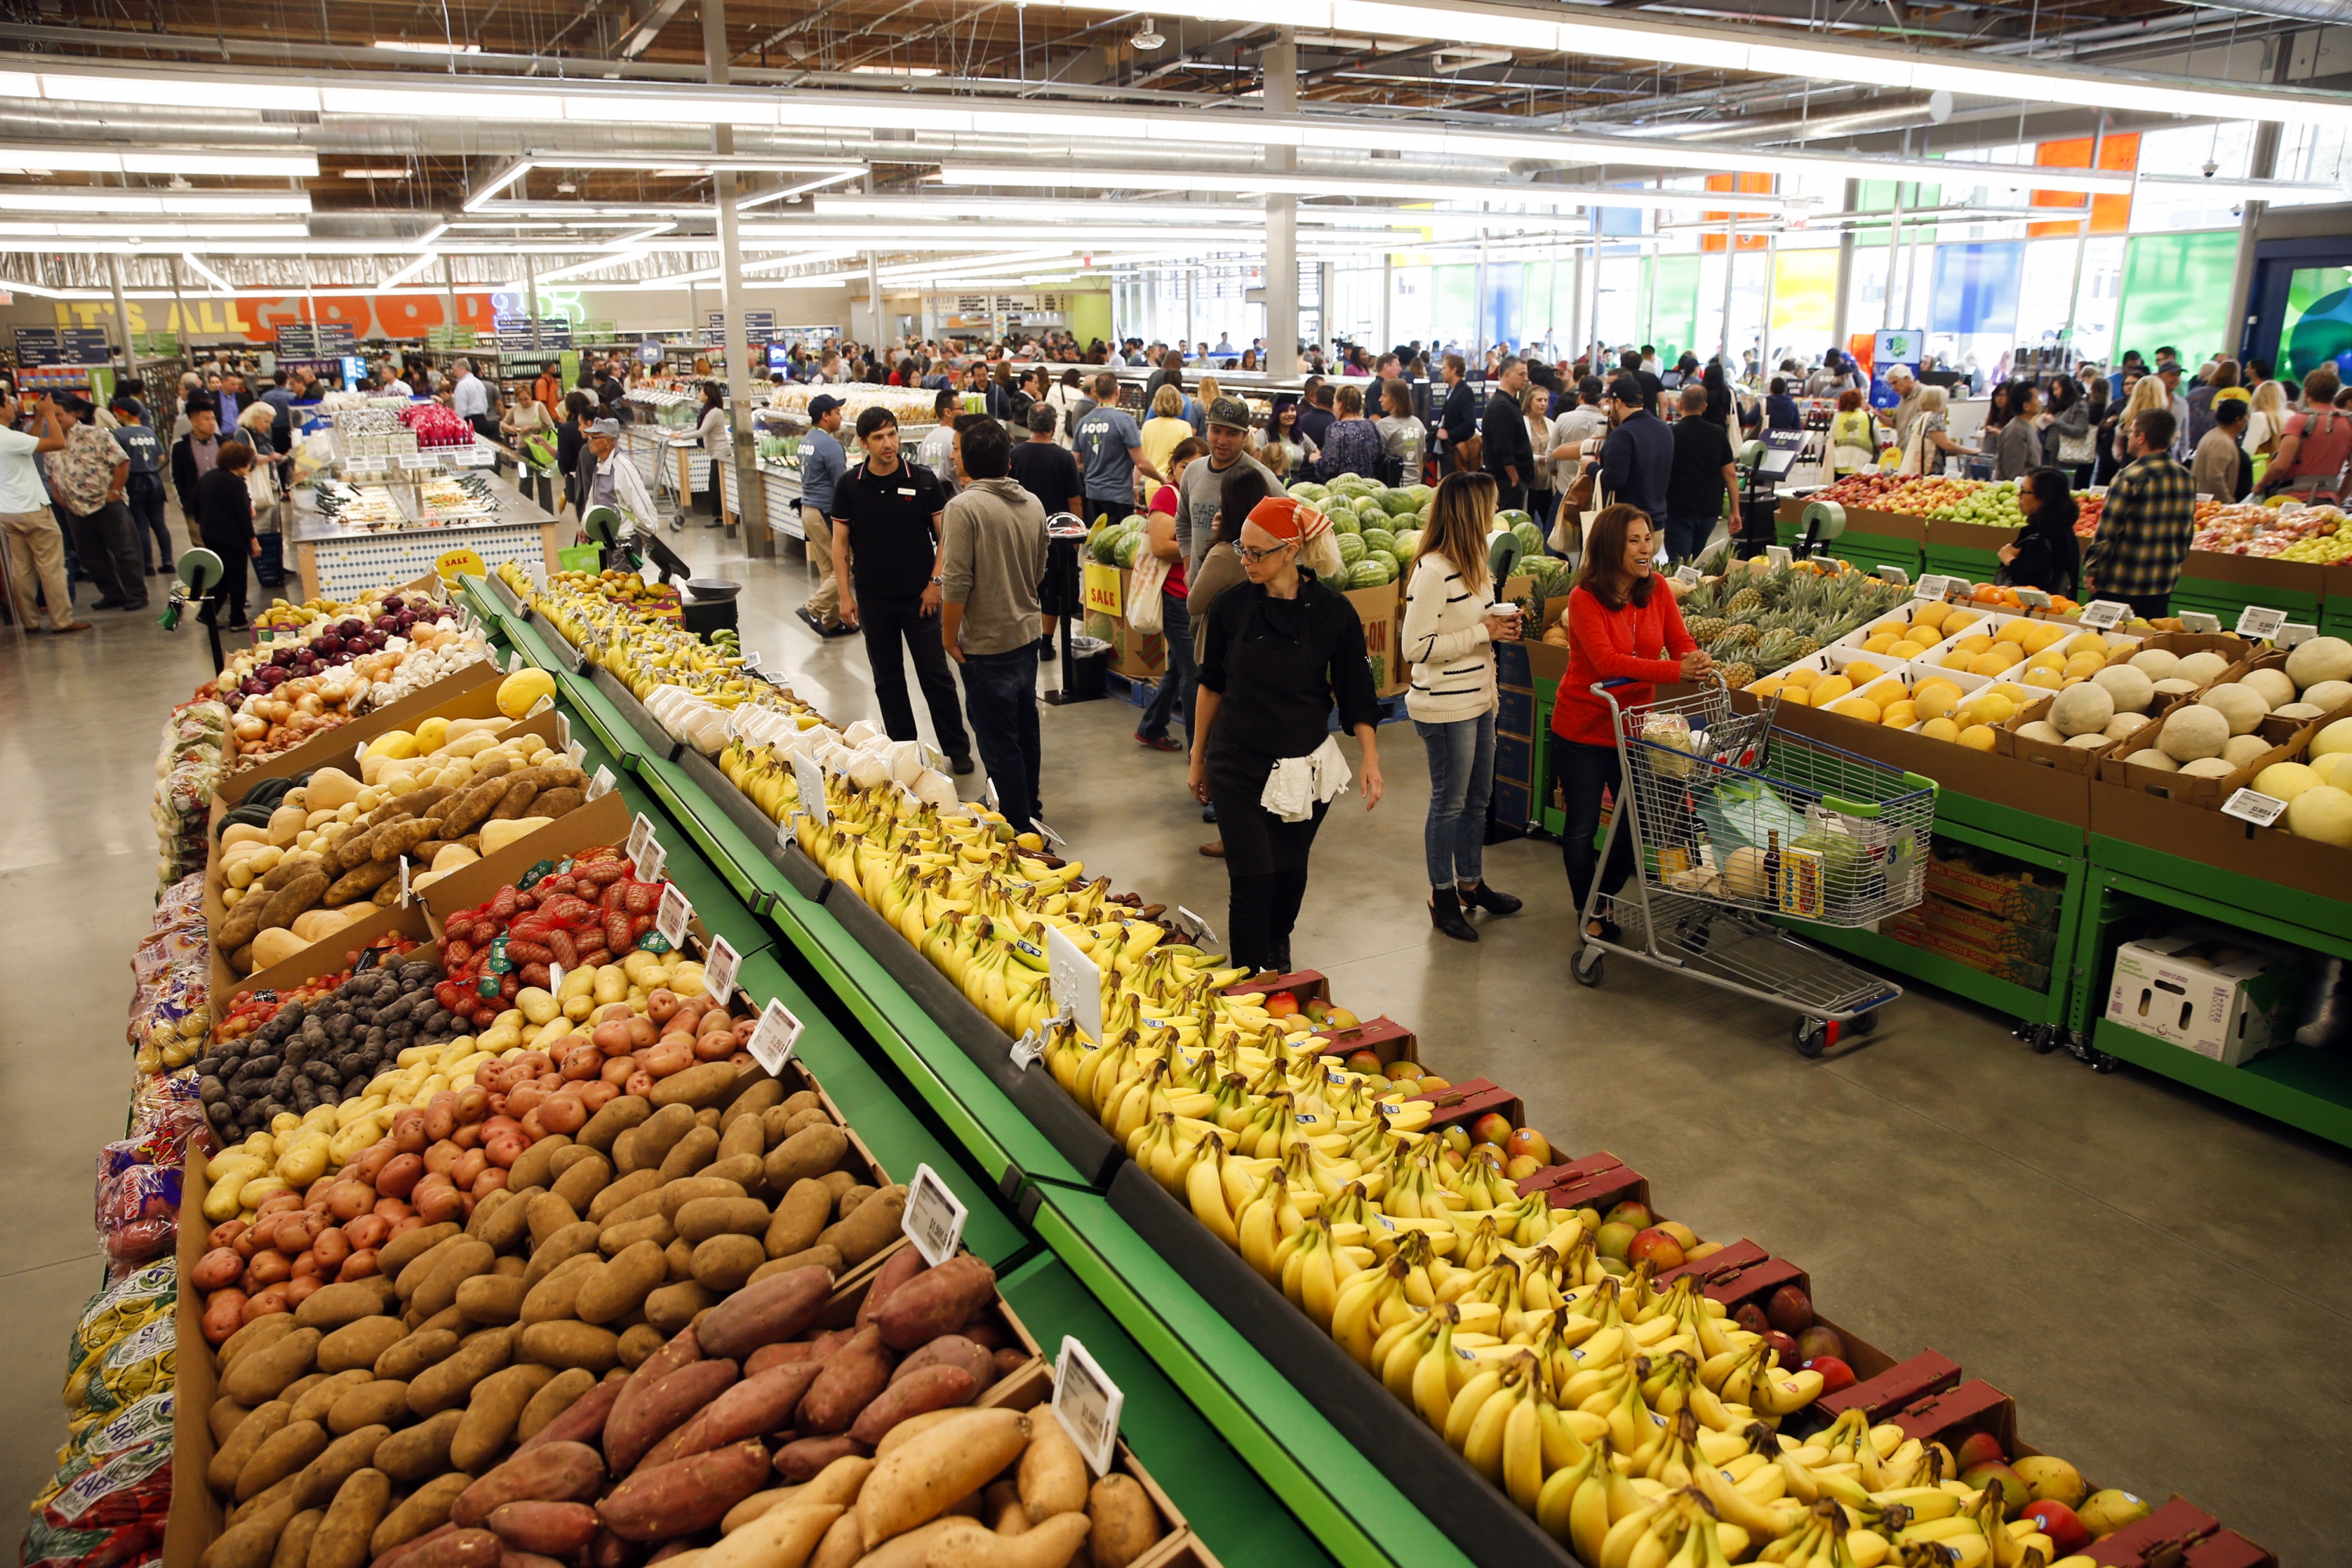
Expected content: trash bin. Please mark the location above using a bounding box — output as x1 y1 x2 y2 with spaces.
1065 635 1112 702
681 575 741 637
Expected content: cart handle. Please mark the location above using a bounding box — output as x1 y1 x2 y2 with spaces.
1814 771 1939 819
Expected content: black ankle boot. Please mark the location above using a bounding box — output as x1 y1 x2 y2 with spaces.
1430 887 1479 942
1463 881 1523 916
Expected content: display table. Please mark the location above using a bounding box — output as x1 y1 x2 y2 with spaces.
285 471 562 600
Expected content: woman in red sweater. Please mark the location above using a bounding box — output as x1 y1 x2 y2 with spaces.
1552 504 1711 942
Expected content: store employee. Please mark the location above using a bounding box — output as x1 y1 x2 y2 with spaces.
831 406 975 771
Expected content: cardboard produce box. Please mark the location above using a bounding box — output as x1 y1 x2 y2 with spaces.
1343 579 1406 698
216 660 506 808
2106 925 2307 1066
1922 845 2065 926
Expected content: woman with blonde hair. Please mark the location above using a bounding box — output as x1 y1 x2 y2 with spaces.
1898 384 1976 474
2244 378 2289 470
1139 383 1195 477
1403 470 1523 940
2111 372 2173 472
236 399 292 590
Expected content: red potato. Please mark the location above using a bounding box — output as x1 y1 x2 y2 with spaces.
256 1191 303 1219
425 1102 457 1143
378 1155 424 1200
731 1019 756 1046
641 1042 692 1079
595 1004 633 1025
386 1213 424 1239
202 1289 249 1343
338 1248 381 1281
484 1134 527 1170
248 1250 292 1287
312 1229 352 1269
284 1275 321 1308
590 1022 632 1056
345 1214 390 1251
625 1072 653 1099
515 1051 554 1077
507 1084 548 1118
564 1044 604 1080
626 1018 655 1051
209 1220 250 1251
473 1167 510 1196
349 1143 396 1185
416 1179 466 1226
291 1251 321 1280
452 1123 484 1152
538 1097 588 1137
424 1142 462 1179
457 1086 492 1123
328 1183 373 1224
598 1057 636 1088
242 1285 290 1324
233 1227 265 1260
576 1081 619 1114
520 1109 547 1142
691 1033 735 1064
394 1109 430 1155
645 991 680 1024
195 1247 245 1291
452 1149 489 1190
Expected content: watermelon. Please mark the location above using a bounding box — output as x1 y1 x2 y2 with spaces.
1336 532 1367 566
1367 550 1399 579
1288 481 1328 502
1113 531 1145 569
1381 491 1421 517
1348 560 1391 589
1497 508 1535 530
1090 528 1123 564
1512 521 1545 559
1329 510 1363 536
1360 528 1397 557
1394 528 1422 561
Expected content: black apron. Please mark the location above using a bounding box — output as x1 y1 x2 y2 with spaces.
1206 592 1336 877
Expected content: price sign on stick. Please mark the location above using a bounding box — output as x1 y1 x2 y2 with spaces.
746 997 803 1074
793 754 829 829
1914 575 1951 601
2221 789 2288 828
1672 564 1700 587
1876 564 1910 586
2279 622 2318 648
654 884 690 948
567 740 586 769
636 834 667 888
1178 906 1222 949
901 1163 967 1268
2179 612 2223 633
1765 545 1792 569
1046 924 1104 1042
626 813 655 866
2077 600 2128 630
1033 818 1066 849
702 935 741 1005
587 766 615 801
1051 1339 1125 1477
2237 605 2289 642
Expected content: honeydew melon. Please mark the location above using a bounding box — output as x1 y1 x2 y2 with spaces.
2285 784 2352 846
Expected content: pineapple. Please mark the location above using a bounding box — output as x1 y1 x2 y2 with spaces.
1726 587 1764 618
1685 615 1731 644
1719 661 1757 691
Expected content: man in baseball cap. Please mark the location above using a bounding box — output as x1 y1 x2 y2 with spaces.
1584 375 1671 523
796 394 854 635
1177 394 1276 586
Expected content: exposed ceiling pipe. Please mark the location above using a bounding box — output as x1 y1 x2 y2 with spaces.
1671 96 1939 142
2166 0 2352 22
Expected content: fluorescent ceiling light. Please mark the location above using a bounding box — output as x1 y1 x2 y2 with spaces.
0 145 319 176
376 252 439 288
818 194 1623 233
735 170 864 212
848 64 940 77
0 220 307 239
927 165 1789 214
342 168 410 179
374 39 480 53
0 188 310 215
180 252 236 290
650 167 709 178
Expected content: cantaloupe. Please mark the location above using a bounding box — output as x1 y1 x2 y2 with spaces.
2050 682 2116 737
1959 724 1998 751
1749 677 1784 699
2285 634 2352 689
1888 641 1929 661
2027 649 2068 673
2313 717 2352 759
2302 679 2352 713
2061 652 2107 681
2179 757 2237 779
2092 663 2156 714
2125 748 2179 772
2153 677 2199 698
2103 713 2147 742
1914 602 1953 632
1777 685 1811 707
1863 633 1900 655
1867 619 1907 639
2129 648 2182 681
2158 704 2230 761
1953 633 1994 657
2276 702 2326 721
2202 684 2268 735
1940 650 1978 671
2285 783 2352 846
2067 632 2111 658
2311 751 2350 786
2016 720 2067 746
1882 702 1918 728
2222 734 2271 768
1830 697 1882 724
1961 692 2016 727
1914 684 1962 721
1921 717 1962 742
2027 623 2071 655
2255 761 2324 802
2242 667 2296 710
2065 733 2110 750
2176 650 2231 685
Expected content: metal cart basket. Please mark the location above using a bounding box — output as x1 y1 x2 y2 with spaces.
1570 676 1936 1055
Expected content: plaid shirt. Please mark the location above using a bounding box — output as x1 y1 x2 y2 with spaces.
44 421 125 516
2085 452 2195 598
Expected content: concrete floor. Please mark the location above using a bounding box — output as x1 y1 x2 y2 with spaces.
7 514 2351 1563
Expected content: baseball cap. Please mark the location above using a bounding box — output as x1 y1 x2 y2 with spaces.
808 394 845 418
1607 375 1647 406
587 418 622 437
1205 395 1253 432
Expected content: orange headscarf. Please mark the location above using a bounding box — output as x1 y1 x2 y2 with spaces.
1244 495 1330 544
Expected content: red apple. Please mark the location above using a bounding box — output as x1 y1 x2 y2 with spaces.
1766 1283 1814 1335
1733 1303 1769 1336
1472 1112 1514 1148
1345 1049 1384 1076
2023 1501 2091 1555
1503 1127 1552 1167
1762 1330 1799 1365
1625 1228 1686 1270
1795 1325 1846 1364
1603 1200 1653 1230
1803 1355 1855 1395
1265 990 1298 1017
1955 1432 2008 1472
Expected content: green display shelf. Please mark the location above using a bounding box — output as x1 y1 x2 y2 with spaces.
2165 578 2322 627
1922 543 2001 588
2324 603 2352 643
2067 837 2352 1146
1776 521 1923 577
995 1249 1345 1568
1933 786 2085 858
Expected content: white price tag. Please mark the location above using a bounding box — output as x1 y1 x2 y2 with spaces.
702 934 742 1005
655 882 690 947
401 452 440 471
2179 612 2222 633
1046 924 1104 1042
1177 906 1222 949
506 650 523 674
1671 564 1700 587
525 693 555 720
2221 788 2288 828
1051 1338 1124 1478
2279 622 2318 648
567 739 586 768
2012 587 2053 610
456 445 493 467
1765 545 1792 569
546 963 564 998
1914 575 1952 600
1875 564 1911 586
901 1163 968 1268
793 754 830 828
555 710 572 750
1033 818 1065 848
587 765 615 801
637 834 667 887
985 779 1000 812
2237 605 2289 642
397 856 411 908
626 812 656 866
747 996 803 1073
2077 600 2129 630
743 651 763 672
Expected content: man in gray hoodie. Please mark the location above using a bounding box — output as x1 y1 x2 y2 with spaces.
940 415 1050 832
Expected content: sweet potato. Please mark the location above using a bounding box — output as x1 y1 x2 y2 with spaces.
375 1410 463 1483
1015 1423 1087 1526
310 1468 394 1568
874 1257 995 1352
1084 1476 1160 1568
815 1188 904 1269
849 1519 987 1568
770 1437 867 1483
795 1327 889 1437
750 1247 846 1288
371 1473 476 1557
695 1266 831 1361
394 1530 500 1568
701 1361 824 1450
484 1501 601 1557
603 1357 739 1474
855 1249 928 1330
596 1443 771 1541
697 1504 840 1568
848 1367 976 1447
890 1337 993 1392
451 1440 607 1528
856 1409 1029 1550
514 1374 619 1457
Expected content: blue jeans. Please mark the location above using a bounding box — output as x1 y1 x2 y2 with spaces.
1138 590 1195 742
1664 514 1715 562
958 647 1040 833
1415 709 1495 890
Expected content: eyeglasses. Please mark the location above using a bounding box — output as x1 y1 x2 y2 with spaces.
1235 540 1298 564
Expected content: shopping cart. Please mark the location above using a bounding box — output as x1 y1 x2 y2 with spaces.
1569 676 1935 1056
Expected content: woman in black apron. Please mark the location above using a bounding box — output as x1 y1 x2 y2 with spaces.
1189 496 1384 975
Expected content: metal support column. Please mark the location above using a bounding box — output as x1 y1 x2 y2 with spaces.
107 253 137 390
1262 30 1299 376
442 257 462 346
706 0 768 553
1881 182 1905 331
1832 180 1857 356
1719 217 1738 363
2061 116 2105 361
1378 253 1392 355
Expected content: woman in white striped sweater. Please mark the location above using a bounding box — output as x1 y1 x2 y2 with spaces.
1403 471 1525 941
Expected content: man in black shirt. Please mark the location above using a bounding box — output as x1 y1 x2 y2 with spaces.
1482 356 1534 512
1435 354 1477 474
1008 404 1083 521
1588 375 1673 523
832 407 974 771
1663 384 1737 562
1619 350 1662 414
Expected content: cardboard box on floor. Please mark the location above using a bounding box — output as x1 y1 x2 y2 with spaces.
1343 579 1406 698
2106 924 2307 1066
204 710 571 1001
216 660 506 808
